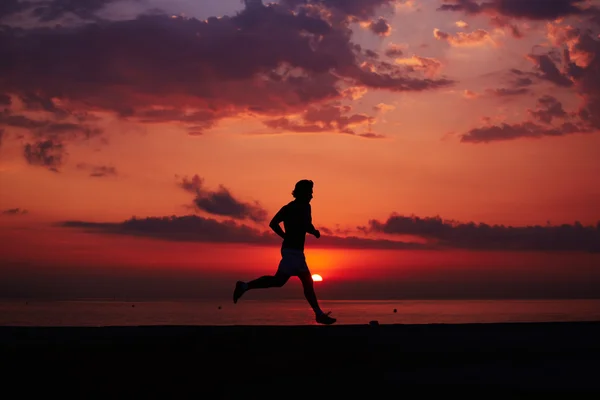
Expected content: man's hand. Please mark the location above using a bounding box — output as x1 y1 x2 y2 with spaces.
314 229 320 239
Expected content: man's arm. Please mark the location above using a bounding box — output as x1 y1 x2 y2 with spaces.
269 207 286 240
306 204 320 238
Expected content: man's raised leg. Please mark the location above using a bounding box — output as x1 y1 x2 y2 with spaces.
233 273 289 304
298 271 336 325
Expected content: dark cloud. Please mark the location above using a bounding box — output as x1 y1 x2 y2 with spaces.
458 23 600 143
58 211 600 253
0 0 453 153
0 93 10 105
488 15 523 38
262 102 381 137
0 111 103 142
0 0 120 24
76 162 118 177
566 29 600 130
368 17 391 36
438 0 591 21
19 92 68 117
365 214 600 253
484 87 529 97
0 111 102 170
384 43 404 58
357 131 386 139
60 215 274 244
527 53 574 87
178 175 268 223
0 112 46 130
528 95 568 124
514 77 533 87
364 49 379 59
2 207 28 215
58 215 428 250
279 0 397 22
460 120 588 143
23 139 64 171
0 0 30 20
31 0 119 22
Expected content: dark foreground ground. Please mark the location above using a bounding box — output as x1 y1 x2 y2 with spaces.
2 322 600 398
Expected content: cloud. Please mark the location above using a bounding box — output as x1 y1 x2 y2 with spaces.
434 28 495 47
395 55 443 78
23 139 64 171
58 211 600 253
484 87 530 97
437 0 596 39
0 93 11 105
0 0 32 21
178 175 268 223
544 25 600 130
58 214 428 250
2 207 28 215
528 95 568 124
526 53 574 87
0 108 103 171
262 102 382 137
459 91 588 143
280 0 398 22
0 0 454 165
368 17 391 36
2 116 102 141
462 73 534 99
365 214 600 252
384 43 405 58
457 20 600 143
462 89 480 99
460 120 588 143
76 162 118 177
437 0 591 21
373 102 395 113
0 0 120 24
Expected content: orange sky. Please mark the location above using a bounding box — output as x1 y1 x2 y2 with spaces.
1 0 600 300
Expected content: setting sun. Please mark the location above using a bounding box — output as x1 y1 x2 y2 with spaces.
312 274 323 282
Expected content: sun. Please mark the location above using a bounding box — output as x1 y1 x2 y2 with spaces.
311 274 323 282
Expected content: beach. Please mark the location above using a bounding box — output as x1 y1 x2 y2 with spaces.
2 321 600 397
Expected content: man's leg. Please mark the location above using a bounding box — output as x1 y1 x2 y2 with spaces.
298 271 336 325
247 273 290 289
233 273 289 304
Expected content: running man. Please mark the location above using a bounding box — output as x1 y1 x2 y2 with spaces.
232 179 336 325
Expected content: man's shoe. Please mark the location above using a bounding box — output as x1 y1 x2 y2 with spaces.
233 281 247 304
316 311 336 325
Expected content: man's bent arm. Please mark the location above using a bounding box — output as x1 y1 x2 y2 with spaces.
270 222 286 239
306 205 319 236
269 207 286 239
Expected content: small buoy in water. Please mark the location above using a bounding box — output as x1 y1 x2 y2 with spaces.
369 320 379 327
393 308 397 313
218 305 222 310
132 304 135 308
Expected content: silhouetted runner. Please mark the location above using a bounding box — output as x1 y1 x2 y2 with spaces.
233 179 336 325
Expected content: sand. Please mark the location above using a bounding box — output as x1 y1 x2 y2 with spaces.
2 322 599 397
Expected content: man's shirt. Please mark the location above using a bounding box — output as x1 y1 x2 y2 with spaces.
275 200 314 251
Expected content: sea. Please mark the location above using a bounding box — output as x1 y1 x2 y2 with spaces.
1 299 600 326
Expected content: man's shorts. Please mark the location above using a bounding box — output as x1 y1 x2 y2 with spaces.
276 248 310 276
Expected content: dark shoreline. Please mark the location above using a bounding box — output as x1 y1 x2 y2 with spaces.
2 322 600 397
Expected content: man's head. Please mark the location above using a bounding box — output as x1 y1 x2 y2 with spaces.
292 179 314 202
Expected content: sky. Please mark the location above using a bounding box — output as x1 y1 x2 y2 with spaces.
1 0 600 300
